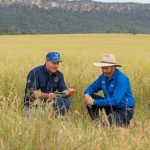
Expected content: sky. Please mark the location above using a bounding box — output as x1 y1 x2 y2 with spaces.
94 0 150 3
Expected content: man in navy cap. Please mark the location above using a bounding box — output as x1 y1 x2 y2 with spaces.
24 52 75 116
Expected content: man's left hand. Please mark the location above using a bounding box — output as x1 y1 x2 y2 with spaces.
65 88 75 97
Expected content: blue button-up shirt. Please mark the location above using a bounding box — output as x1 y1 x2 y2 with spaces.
25 64 67 93
84 69 135 108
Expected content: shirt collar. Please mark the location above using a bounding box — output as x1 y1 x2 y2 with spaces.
111 69 119 80
43 64 58 76
103 68 119 81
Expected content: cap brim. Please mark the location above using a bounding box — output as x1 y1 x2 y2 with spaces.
51 60 62 63
47 59 62 63
93 63 122 67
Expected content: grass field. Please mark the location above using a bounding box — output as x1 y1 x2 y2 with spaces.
0 34 150 150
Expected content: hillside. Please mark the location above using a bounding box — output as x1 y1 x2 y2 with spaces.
0 0 150 34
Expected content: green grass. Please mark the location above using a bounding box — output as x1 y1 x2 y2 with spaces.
0 34 150 150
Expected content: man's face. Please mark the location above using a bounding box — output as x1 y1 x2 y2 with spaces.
101 66 115 78
45 60 59 73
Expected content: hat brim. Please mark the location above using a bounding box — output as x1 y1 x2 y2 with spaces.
51 60 62 63
46 59 62 63
93 63 122 67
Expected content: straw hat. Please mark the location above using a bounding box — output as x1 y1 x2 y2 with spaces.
93 54 122 67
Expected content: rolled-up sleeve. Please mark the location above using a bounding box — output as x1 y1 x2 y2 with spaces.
24 69 40 107
25 69 40 92
84 76 102 95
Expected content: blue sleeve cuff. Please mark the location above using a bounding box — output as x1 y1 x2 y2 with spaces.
93 99 101 106
84 93 90 95
84 91 91 95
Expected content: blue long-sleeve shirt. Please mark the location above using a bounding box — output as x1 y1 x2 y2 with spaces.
25 64 67 93
84 69 135 108
24 64 67 107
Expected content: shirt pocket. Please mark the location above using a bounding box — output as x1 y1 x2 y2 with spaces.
40 81 46 89
52 76 59 87
108 83 115 95
53 81 58 88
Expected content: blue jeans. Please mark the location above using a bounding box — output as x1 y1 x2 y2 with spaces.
52 97 72 116
108 108 134 127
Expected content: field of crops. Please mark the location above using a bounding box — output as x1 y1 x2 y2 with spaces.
0 34 150 149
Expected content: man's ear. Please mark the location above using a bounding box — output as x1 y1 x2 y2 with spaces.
45 60 49 64
111 66 115 70
113 66 116 71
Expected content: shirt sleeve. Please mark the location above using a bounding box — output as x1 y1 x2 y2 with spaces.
25 69 40 92
84 76 102 95
93 76 128 107
57 73 67 92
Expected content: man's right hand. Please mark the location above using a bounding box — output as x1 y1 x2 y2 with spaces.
84 94 90 100
84 94 94 106
31 90 56 102
48 93 56 100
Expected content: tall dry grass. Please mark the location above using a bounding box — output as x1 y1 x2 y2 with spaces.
0 34 150 149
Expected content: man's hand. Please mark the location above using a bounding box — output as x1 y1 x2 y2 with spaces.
65 88 75 97
84 94 94 106
48 93 56 100
84 94 90 100
31 90 56 102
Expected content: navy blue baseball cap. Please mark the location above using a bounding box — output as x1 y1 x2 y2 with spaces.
46 52 62 63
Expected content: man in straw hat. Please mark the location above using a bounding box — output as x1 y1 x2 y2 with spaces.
84 54 135 127
24 52 75 117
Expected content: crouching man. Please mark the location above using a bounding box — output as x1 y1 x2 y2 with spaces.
24 52 75 117
84 54 135 127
